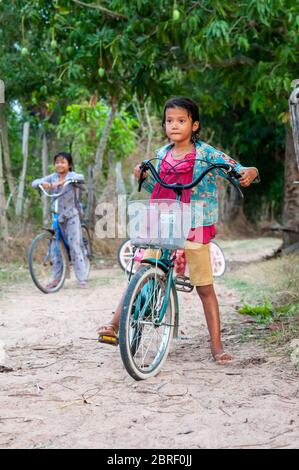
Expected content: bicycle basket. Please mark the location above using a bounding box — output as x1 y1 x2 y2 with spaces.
128 199 191 250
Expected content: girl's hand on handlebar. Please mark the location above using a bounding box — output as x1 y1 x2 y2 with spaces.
239 168 258 187
42 180 65 190
52 179 65 189
133 164 147 180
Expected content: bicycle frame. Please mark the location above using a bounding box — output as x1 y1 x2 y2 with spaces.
39 184 72 262
51 208 70 259
139 251 178 323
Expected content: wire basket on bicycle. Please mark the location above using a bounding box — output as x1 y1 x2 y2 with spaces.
128 199 192 250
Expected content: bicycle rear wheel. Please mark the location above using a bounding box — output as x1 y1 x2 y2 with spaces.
117 238 136 274
210 241 226 277
119 265 176 380
28 231 68 293
81 224 92 280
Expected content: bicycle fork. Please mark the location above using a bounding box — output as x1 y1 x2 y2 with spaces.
133 264 179 338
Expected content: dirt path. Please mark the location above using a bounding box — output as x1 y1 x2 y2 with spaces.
0 238 299 449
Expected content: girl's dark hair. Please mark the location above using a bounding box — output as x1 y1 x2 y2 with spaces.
53 152 74 171
162 96 201 142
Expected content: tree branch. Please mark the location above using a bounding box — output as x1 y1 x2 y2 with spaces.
70 0 127 20
216 54 255 67
180 54 255 71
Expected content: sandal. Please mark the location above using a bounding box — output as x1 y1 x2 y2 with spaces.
46 279 60 290
79 281 87 288
98 323 119 346
213 352 233 365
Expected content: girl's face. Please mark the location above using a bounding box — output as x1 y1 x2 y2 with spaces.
164 107 199 144
55 156 70 175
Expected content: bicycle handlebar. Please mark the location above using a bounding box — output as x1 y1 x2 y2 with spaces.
138 160 244 198
38 179 83 198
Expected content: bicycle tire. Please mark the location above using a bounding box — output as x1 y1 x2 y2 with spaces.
182 241 226 278
120 239 226 279
119 265 176 380
210 241 226 277
28 231 68 294
117 238 137 274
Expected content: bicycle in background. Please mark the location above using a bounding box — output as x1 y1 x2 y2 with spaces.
28 179 92 294
117 238 226 279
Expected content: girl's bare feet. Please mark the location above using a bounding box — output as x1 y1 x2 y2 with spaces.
211 344 233 364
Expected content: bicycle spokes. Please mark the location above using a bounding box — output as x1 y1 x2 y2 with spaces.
124 269 173 375
28 232 68 293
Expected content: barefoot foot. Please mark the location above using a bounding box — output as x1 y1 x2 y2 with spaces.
211 345 233 364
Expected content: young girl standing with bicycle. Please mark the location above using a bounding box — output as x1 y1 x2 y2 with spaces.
32 152 88 289
98 97 259 364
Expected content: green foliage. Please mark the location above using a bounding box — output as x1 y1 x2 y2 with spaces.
0 264 29 285
239 300 274 319
239 300 299 324
2 0 298 111
56 101 138 166
238 299 299 349
201 108 286 222
1 0 299 224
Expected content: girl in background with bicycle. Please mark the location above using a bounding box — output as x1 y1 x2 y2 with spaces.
98 97 259 364
32 152 88 289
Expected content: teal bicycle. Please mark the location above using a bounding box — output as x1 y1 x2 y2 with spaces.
119 159 243 380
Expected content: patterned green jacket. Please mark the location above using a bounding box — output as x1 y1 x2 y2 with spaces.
143 140 258 227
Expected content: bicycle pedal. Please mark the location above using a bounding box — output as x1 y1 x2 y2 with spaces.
99 335 119 346
175 275 194 292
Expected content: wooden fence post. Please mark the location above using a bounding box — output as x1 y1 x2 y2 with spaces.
289 79 299 170
41 132 49 224
0 79 8 241
0 137 8 241
87 165 95 230
16 122 30 217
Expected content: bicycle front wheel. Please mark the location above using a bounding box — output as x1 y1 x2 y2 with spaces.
119 265 175 380
28 231 68 293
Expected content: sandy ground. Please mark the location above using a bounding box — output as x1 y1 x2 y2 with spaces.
0 238 299 449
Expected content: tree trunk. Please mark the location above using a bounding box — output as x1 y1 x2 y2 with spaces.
15 122 30 217
41 132 49 224
282 127 299 247
0 103 15 206
93 101 117 180
115 161 126 195
87 165 95 230
289 80 299 170
115 161 127 238
98 152 115 203
144 102 153 158
0 138 9 241
129 174 135 194
217 176 243 223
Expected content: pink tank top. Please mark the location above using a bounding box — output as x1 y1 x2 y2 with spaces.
150 148 215 244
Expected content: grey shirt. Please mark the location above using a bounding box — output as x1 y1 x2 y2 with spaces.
32 171 84 221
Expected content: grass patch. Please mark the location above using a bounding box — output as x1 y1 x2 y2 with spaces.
218 253 299 348
219 253 299 305
239 301 299 323
0 263 30 285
